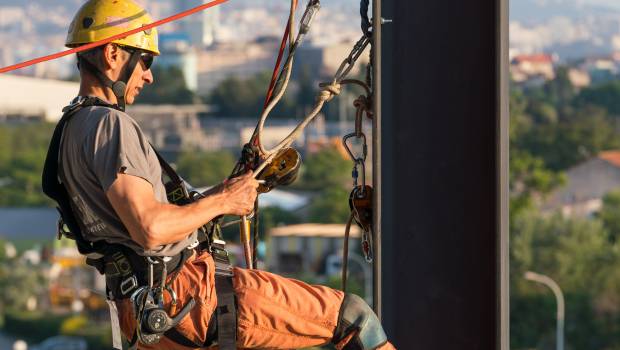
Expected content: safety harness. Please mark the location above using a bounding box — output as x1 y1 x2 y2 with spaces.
42 96 237 350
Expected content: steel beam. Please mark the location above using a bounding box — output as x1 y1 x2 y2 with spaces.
378 0 509 348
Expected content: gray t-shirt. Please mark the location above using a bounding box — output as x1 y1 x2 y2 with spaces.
60 104 197 257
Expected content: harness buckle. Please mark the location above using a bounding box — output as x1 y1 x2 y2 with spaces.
120 275 138 296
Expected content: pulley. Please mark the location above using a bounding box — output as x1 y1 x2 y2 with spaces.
256 147 302 193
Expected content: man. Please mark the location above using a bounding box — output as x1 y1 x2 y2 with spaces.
47 1 396 349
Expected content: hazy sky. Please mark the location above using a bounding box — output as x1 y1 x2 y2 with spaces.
588 0 620 8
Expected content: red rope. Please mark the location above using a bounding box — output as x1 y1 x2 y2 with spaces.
0 0 229 74
263 24 291 109
254 0 298 147
262 0 298 109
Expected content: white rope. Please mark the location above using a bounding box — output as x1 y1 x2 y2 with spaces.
253 35 371 176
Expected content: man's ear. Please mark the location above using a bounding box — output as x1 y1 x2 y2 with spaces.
102 44 123 70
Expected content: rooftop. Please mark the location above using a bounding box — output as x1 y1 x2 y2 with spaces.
599 151 620 168
270 223 360 238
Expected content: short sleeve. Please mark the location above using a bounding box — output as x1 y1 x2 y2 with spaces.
88 110 154 192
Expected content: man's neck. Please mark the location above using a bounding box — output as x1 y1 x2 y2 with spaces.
78 80 118 105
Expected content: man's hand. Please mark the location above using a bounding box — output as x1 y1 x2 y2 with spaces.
220 171 259 216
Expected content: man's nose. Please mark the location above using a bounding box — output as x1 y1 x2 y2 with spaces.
144 69 154 84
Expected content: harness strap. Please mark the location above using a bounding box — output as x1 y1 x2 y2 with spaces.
212 241 237 350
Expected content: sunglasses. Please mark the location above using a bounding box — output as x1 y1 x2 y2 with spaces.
118 45 154 70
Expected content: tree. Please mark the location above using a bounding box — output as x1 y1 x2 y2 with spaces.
598 190 620 243
544 66 577 108
207 71 296 118
510 212 620 349
308 186 351 224
296 147 351 191
0 122 55 207
137 65 199 105
575 80 620 116
175 150 237 187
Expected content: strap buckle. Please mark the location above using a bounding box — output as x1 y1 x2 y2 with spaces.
120 275 138 296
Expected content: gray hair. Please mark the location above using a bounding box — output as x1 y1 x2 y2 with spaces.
77 44 129 72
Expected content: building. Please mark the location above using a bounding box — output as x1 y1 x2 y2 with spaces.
543 151 620 217
175 0 220 48
125 104 212 155
295 40 370 78
197 37 280 95
567 68 591 89
0 75 79 123
580 57 619 84
266 223 360 275
158 33 199 91
510 53 557 83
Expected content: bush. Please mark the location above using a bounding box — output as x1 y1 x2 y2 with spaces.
60 315 88 334
3 310 68 343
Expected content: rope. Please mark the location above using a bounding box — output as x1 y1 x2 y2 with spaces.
0 0 228 74
263 0 299 110
342 211 355 292
252 198 260 269
252 35 371 175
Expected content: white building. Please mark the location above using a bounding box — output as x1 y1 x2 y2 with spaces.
197 38 279 95
175 0 220 47
0 75 79 122
158 33 199 91
267 223 361 275
126 104 212 154
543 151 620 218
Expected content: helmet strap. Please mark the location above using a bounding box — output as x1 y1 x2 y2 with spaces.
77 50 142 112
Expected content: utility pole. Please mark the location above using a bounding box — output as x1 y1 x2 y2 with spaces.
524 271 565 350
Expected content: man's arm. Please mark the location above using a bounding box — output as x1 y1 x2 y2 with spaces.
106 171 258 250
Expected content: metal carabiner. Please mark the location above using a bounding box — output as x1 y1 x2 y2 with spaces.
343 132 367 163
355 159 366 197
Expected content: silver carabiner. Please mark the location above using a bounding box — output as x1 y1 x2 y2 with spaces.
343 132 367 163
355 159 366 197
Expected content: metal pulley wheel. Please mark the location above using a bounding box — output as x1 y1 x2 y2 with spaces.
256 147 302 193
349 185 373 231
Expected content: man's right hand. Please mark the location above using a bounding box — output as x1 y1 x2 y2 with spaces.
219 171 259 216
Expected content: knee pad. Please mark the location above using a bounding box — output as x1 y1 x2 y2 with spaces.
332 293 388 350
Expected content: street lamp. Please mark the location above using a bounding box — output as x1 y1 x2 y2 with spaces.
524 271 565 350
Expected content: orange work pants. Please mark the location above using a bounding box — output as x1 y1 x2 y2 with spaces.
116 251 396 349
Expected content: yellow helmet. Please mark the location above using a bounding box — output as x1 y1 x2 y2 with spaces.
66 0 160 56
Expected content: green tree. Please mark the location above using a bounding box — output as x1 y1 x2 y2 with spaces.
308 187 351 223
208 71 296 118
137 65 199 105
510 212 620 349
544 66 577 108
297 148 351 191
0 122 55 207
598 190 620 243
575 80 620 116
0 260 46 313
175 150 237 187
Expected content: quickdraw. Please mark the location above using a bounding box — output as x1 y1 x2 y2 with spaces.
341 79 375 291
341 0 375 292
